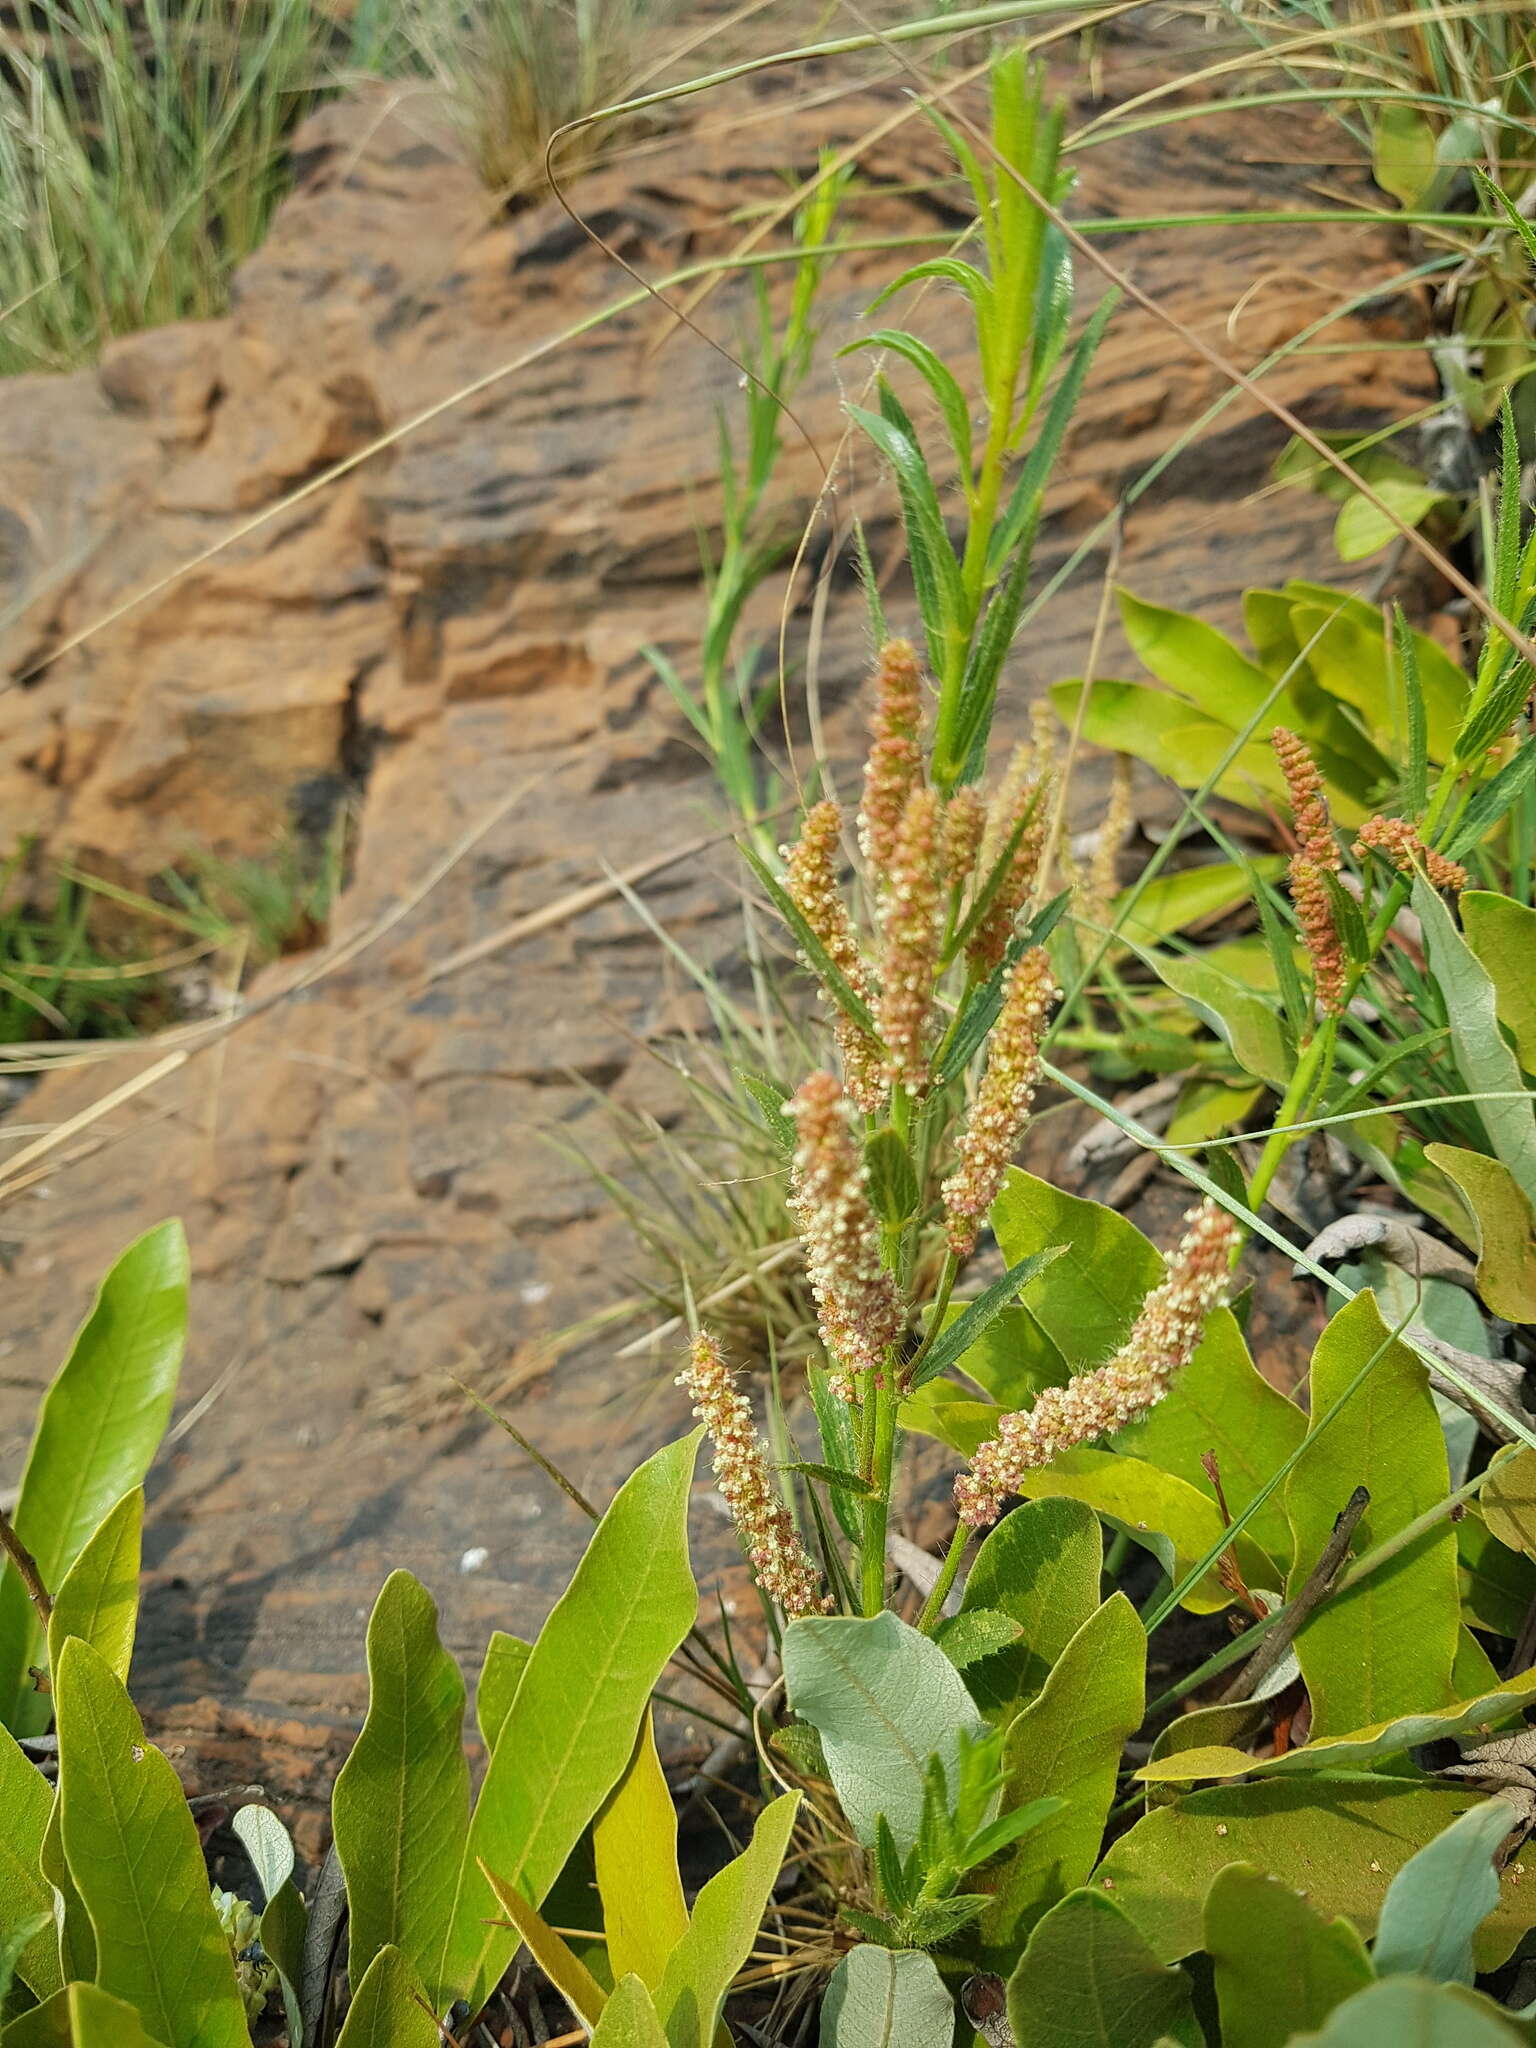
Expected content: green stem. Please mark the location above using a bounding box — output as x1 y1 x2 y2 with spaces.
861 1378 899 1617
1244 1015 1336 1219
917 1524 972 1634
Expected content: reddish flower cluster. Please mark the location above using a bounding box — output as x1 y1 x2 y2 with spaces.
942 947 1058 1255
954 1201 1238 1528
679 1333 829 1618
1356 814 1467 893
784 800 886 1111
858 640 924 881
969 745 1047 977
787 1072 906 1396
1273 727 1345 1016
876 785 944 1090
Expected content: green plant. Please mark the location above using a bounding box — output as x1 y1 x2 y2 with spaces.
400 0 673 196
0 0 360 376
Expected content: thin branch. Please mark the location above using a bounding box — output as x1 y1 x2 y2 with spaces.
1221 1485 1368 1704
0 1505 52 1629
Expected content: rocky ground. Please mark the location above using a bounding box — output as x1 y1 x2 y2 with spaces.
0 19 1435 1848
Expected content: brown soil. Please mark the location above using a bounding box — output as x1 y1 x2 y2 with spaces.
0 16 1432 1849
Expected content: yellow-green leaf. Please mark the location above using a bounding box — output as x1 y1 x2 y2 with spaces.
1148 953 1290 1089
53 1639 247 2048
593 1710 688 1991
476 1631 531 1753
47 1488 142 1686
1425 1144 1536 1322
590 1976 669 2048
1462 890 1536 1074
653 1793 799 2048
1095 1777 1529 1971
0 1722 60 2001
479 1863 608 2029
992 1172 1159 1368
332 1571 470 2010
1110 862 1286 951
0 1221 187 1736
960 1498 1101 1718
1284 1292 1459 1736
1204 1863 1373 2048
443 1430 702 2011
1479 1447 1536 1557
1007 1888 1200 2048
983 1594 1144 1954
4 1983 172 2048
334 1945 441 2048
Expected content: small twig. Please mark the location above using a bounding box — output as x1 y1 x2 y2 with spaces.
1220 1485 1368 1705
0 1505 52 1629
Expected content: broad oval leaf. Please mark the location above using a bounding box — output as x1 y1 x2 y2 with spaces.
1094 1777 1528 1972
991 1172 1160 1367
1289 1976 1525 2045
783 1613 982 1851
46 1488 142 1688
1117 588 1276 730
443 1429 702 2011
1284 1291 1459 1736
1426 1144 1536 1323
960 1497 1100 1717
1373 1798 1514 1986
7 1983 174 2048
53 1638 248 2048
1006 1888 1200 2048
332 1571 470 2010
1204 1861 1373 2048
1147 953 1290 1089
818 1945 954 2048
983 1594 1145 1954
1461 890 1536 1073
0 1221 187 1736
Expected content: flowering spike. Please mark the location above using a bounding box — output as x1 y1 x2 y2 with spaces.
970 747 1047 977
942 947 1058 1256
679 1333 829 1617
943 788 987 891
1356 815 1467 893
1273 728 1345 1017
787 1071 906 1396
1081 753 1134 927
954 1201 1238 1528
859 640 925 882
783 800 887 1110
877 785 944 1089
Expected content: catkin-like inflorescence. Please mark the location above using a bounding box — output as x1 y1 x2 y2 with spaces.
954 1201 1238 1528
859 640 925 881
1081 753 1135 928
679 1333 829 1618
942 948 1058 1256
788 1071 906 1395
783 800 887 1111
1356 814 1468 893
877 784 944 1089
943 787 988 892
969 747 1047 977
1273 728 1345 1017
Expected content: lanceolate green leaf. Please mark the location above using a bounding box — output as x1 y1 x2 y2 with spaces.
53 1638 247 2048
1414 880 1536 1206
983 1594 1145 1954
442 1430 702 2011
332 1571 471 2009
0 1721 60 2001
1372 1798 1513 1986
1204 1862 1373 2048
1095 1777 1528 1972
592 1710 689 1991
910 1249 1064 1391
1117 588 1276 730
840 330 974 481
333 1945 442 2048
818 1945 954 2048
0 1221 187 1736
654 1793 800 2048
47 1488 142 1687
960 1497 1100 1717
475 1631 531 1754
847 399 963 683
1006 1889 1200 2048
478 1867 607 2031
784 1614 981 1852
1285 1292 1460 1736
